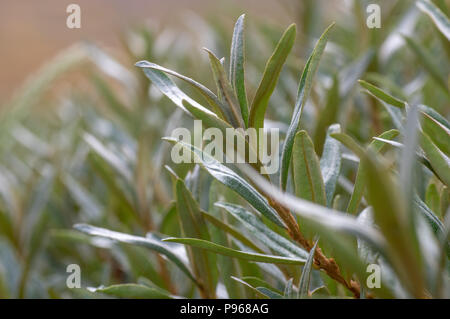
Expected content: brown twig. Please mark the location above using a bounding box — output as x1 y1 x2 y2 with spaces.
268 198 361 298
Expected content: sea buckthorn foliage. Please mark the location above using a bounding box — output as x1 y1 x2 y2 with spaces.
0 0 449 299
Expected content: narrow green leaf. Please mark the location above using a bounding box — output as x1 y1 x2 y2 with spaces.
420 132 450 187
172 174 216 298
87 153 136 222
364 73 408 101
207 181 246 298
298 239 318 298
74 224 199 286
241 276 284 295
92 284 173 299
83 133 133 184
284 278 294 299
201 211 265 254
257 287 284 299
23 168 54 269
319 124 342 207
333 130 400 214
314 75 340 154
398 103 419 211
358 80 406 108
249 23 296 131
204 48 245 128
215 202 308 259
356 208 377 264
164 238 306 265
330 133 366 162
230 14 249 126
415 195 445 236
363 150 426 297
121 245 168 290
339 50 374 98
418 104 450 130
163 137 286 228
332 134 425 296
421 112 450 156
230 276 269 299
280 23 334 190
91 74 133 126
293 131 326 206
417 0 450 40
135 62 216 116
0 209 14 246
63 175 103 220
441 186 449 218
135 60 225 118
403 36 449 95
371 136 438 177
2 45 87 132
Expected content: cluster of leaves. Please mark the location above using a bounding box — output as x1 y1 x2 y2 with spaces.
0 0 448 298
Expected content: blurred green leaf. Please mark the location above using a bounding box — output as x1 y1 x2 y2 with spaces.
136 61 216 116
284 278 294 299
403 36 449 95
417 0 450 40
333 133 426 296
414 195 446 240
441 186 449 218
279 23 334 190
74 224 199 285
298 239 318 298
257 287 284 299
0 209 14 247
91 283 173 299
241 276 283 295
319 124 342 207
120 245 168 290
314 75 340 154
293 130 326 209
358 80 406 108
230 14 249 127
230 276 269 298
426 182 441 215
364 155 426 297
171 172 217 298
356 207 377 265
84 133 133 184
421 112 450 156
420 132 450 187
2 45 88 132
418 104 450 130
206 183 246 298
338 51 374 98
205 48 244 128
338 129 400 214
249 23 296 132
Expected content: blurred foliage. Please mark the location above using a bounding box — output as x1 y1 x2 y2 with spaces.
0 0 449 299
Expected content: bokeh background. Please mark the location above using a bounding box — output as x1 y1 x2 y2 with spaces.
0 0 300 101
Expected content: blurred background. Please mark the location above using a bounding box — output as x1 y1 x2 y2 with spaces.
0 0 298 101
